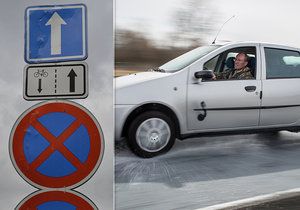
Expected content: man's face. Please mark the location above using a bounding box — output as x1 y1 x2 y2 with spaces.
234 53 248 70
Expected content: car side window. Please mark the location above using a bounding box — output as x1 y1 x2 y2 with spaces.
265 48 300 79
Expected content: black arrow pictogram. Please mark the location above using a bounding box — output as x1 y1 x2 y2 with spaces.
38 79 42 93
67 69 77 92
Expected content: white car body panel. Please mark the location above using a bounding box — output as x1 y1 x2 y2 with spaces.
187 80 261 130
115 70 188 139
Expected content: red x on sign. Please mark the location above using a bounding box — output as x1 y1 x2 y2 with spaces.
10 100 104 189
17 190 98 210
29 118 84 173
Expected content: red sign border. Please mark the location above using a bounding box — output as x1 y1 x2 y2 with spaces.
9 100 104 189
16 190 98 210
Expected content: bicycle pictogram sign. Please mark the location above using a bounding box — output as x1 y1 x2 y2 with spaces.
10 100 104 189
34 69 48 78
16 190 97 210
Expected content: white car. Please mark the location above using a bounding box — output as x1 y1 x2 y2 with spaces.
115 41 300 158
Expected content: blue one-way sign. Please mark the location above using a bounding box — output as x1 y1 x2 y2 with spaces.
25 4 87 63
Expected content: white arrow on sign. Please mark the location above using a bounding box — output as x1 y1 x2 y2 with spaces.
46 12 67 55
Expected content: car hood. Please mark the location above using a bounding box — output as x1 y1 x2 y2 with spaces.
115 71 171 89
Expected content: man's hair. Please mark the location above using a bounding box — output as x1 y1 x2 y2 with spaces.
237 52 249 62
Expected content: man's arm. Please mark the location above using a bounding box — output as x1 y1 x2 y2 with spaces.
214 69 233 80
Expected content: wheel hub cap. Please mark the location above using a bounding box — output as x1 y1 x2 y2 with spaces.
136 118 171 152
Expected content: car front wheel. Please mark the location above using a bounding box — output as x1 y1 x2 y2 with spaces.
127 111 176 158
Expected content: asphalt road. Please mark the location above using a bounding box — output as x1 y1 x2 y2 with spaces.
115 131 300 210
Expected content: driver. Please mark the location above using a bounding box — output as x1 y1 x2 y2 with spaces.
213 52 253 80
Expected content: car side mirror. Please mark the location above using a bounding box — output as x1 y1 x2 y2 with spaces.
194 70 214 80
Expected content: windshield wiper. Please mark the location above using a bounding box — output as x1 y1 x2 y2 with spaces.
147 67 165 72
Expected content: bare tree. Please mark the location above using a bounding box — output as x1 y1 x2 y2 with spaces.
172 0 220 47
115 29 156 67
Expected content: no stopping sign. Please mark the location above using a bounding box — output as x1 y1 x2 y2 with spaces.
9 100 104 189
16 190 98 209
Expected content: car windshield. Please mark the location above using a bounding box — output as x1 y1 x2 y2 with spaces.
160 45 222 73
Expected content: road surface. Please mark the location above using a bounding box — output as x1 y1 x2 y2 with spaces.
116 131 300 210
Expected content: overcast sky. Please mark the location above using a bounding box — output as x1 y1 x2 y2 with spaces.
116 0 300 48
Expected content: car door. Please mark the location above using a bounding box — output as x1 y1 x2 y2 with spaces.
260 45 300 127
187 44 262 131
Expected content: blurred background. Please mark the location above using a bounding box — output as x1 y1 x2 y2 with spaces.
115 0 300 77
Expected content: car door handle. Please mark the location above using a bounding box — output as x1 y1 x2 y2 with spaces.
245 86 256 92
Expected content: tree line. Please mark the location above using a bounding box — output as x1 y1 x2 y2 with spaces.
115 29 196 70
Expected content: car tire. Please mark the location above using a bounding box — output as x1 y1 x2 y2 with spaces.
127 111 176 158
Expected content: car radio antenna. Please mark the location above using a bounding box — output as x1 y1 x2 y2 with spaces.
212 15 235 44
